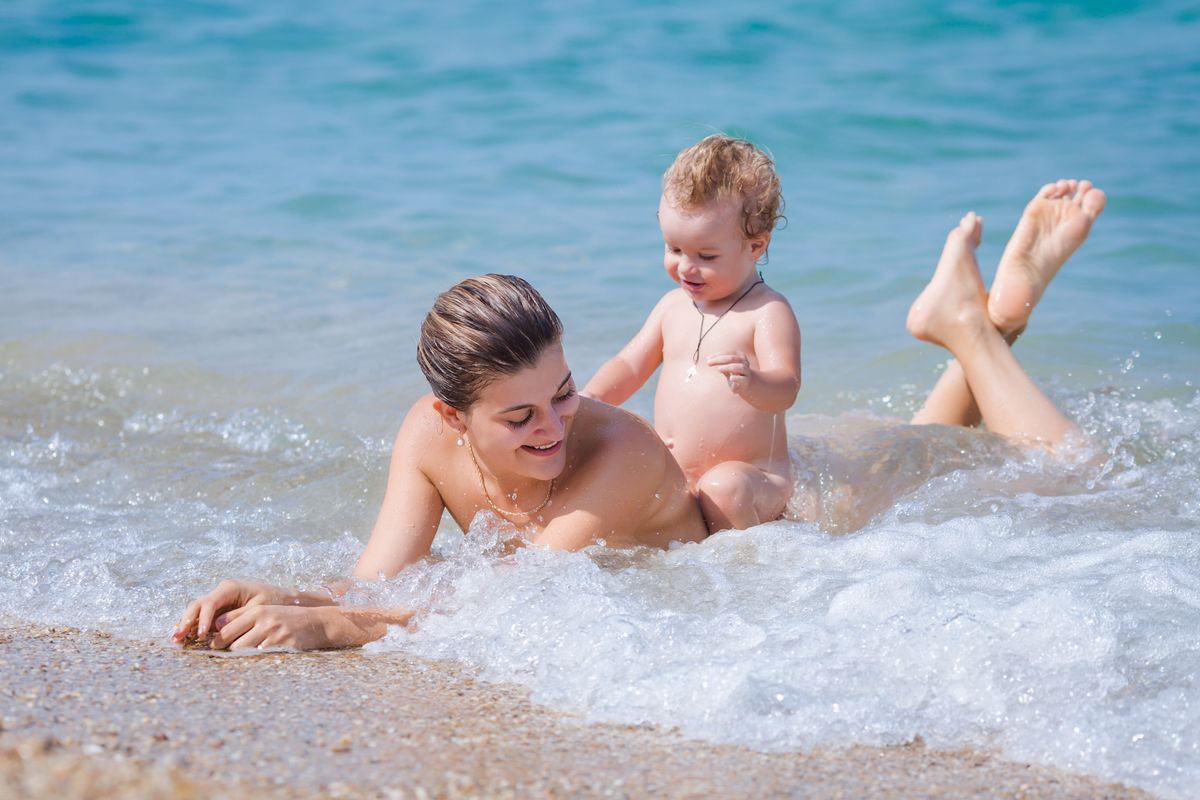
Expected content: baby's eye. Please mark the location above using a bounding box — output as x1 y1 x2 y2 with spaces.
699 253 718 261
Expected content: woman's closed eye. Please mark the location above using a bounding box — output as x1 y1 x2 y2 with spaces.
507 411 534 429
505 389 575 429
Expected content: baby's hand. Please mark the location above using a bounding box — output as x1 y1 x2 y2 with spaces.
706 352 753 396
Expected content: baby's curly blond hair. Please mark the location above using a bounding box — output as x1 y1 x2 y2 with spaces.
661 134 785 240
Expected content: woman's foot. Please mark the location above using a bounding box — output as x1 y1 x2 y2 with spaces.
907 212 989 349
987 179 1107 334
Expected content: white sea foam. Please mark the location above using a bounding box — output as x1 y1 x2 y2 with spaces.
2 357 1198 798
373 513 1200 798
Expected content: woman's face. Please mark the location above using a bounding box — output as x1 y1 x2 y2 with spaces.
463 342 580 482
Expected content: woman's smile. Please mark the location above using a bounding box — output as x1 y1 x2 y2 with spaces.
522 439 563 457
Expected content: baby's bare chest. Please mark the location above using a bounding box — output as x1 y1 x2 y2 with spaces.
662 306 760 365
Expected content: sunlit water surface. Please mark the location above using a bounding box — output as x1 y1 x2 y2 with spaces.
2 2 1199 797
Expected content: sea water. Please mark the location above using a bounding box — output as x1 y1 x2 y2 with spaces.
2 1 1199 797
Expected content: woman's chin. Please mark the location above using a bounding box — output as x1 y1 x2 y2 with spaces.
517 449 566 480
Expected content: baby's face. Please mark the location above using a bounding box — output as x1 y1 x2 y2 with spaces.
658 194 766 305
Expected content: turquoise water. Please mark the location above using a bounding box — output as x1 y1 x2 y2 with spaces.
2 2 1199 797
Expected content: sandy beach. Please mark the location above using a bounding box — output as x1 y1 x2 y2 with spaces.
0 625 1151 799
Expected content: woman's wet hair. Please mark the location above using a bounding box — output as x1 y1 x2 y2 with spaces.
417 274 564 410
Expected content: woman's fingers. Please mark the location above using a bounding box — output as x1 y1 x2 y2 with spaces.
196 580 249 638
172 599 203 642
196 596 225 640
208 607 256 650
227 626 271 651
175 581 293 646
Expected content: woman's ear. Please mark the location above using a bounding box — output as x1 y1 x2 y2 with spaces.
431 399 468 435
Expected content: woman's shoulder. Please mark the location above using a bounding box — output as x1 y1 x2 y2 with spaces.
579 395 658 437
574 398 669 474
391 394 456 460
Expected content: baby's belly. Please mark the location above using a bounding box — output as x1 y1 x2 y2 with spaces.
655 368 784 484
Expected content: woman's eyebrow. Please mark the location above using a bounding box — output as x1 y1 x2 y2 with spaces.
497 373 573 414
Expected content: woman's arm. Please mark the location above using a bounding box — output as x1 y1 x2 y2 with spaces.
175 400 449 651
352 401 447 580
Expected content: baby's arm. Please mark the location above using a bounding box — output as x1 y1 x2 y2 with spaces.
707 297 801 412
581 297 667 406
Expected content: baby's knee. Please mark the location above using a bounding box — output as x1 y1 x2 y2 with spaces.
697 462 756 503
696 462 758 531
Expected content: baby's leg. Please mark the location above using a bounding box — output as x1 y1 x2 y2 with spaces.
912 180 1106 427
907 213 1077 446
695 461 792 533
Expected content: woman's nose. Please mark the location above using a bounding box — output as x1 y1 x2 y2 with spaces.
540 407 566 438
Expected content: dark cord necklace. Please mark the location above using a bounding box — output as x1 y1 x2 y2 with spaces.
685 273 764 383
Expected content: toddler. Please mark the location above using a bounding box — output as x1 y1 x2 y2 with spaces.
583 135 801 531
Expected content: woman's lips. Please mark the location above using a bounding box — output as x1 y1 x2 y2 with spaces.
522 439 562 457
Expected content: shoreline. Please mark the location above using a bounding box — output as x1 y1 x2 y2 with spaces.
0 625 1152 799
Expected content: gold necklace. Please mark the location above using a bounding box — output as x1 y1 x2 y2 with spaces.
465 438 555 518
685 274 764 383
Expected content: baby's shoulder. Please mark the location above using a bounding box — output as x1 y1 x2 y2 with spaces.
757 283 795 308
755 284 800 322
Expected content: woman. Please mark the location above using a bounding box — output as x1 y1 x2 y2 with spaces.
173 274 708 650
174 179 1105 651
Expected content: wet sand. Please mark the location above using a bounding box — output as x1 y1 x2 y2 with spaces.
0 625 1152 799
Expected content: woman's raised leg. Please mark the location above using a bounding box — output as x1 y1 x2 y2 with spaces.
906 212 1077 447
911 180 1106 428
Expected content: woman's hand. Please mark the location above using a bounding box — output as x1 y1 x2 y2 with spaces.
172 579 292 645
206 604 399 651
206 604 335 651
